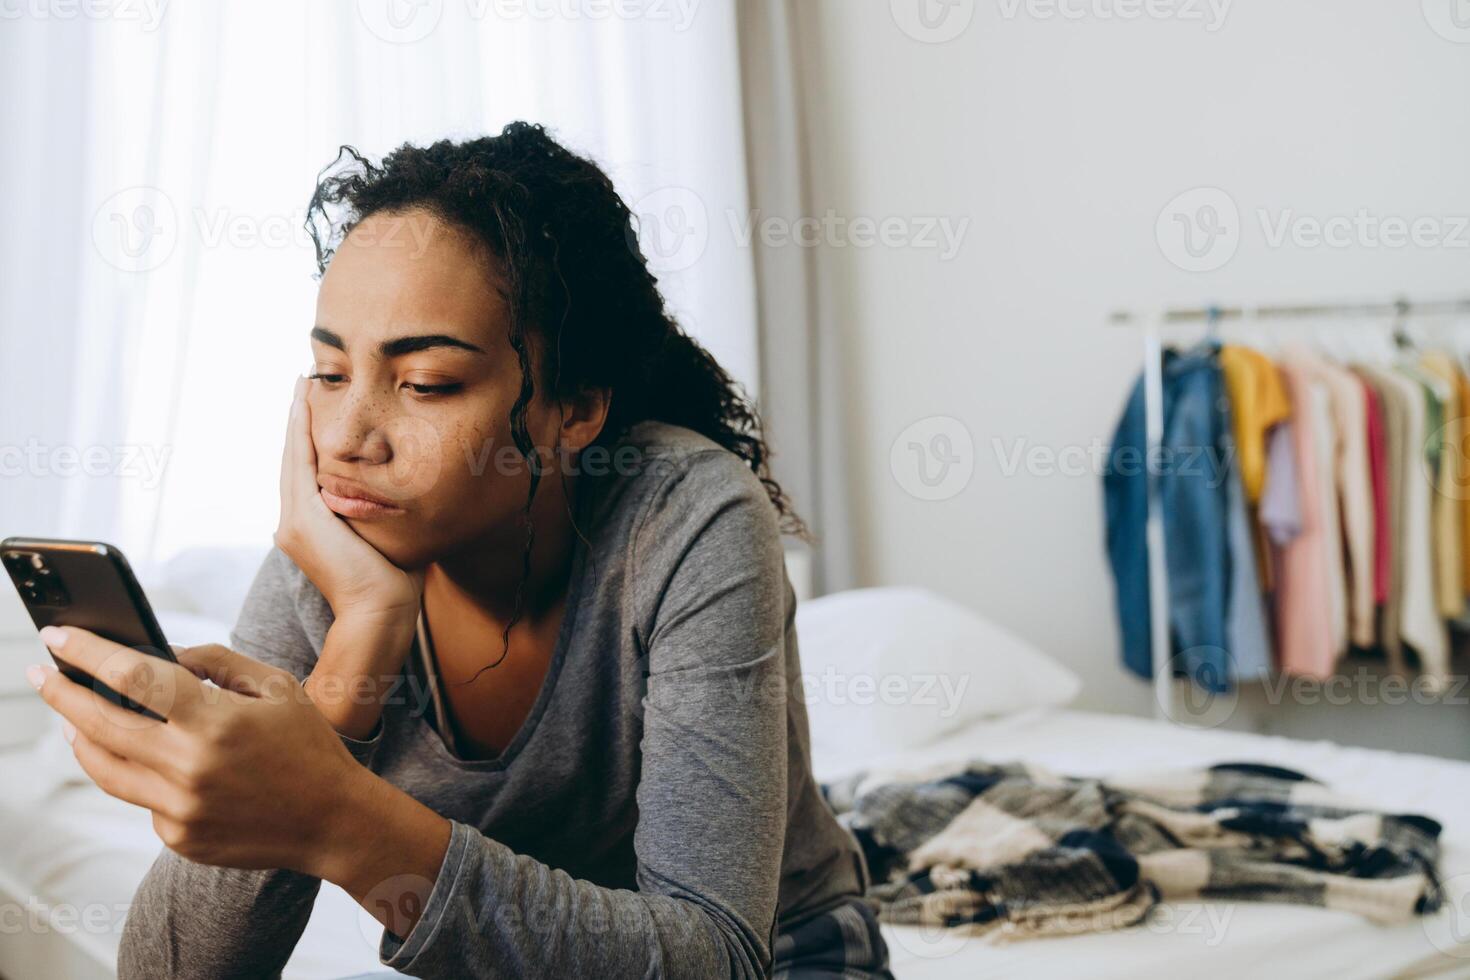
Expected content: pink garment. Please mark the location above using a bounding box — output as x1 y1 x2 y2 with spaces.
1273 360 1337 678
1363 379 1390 606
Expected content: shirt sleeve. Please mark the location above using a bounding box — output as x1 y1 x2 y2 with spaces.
118 545 364 979
375 451 790 979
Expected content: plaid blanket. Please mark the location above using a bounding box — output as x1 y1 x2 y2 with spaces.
822 759 1444 942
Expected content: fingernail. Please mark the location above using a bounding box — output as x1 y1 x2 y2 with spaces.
39 625 66 649
25 664 47 691
62 721 76 744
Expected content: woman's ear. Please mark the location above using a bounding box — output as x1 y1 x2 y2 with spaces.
557 386 611 453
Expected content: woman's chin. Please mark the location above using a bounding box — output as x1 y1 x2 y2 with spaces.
346 523 427 570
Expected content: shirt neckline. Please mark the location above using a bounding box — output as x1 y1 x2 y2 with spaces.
409 491 595 773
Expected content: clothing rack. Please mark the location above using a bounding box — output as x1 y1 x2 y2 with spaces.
1108 296 1470 724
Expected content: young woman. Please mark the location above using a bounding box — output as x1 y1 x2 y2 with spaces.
27 123 894 978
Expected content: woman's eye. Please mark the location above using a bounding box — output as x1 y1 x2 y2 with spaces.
307 372 346 385
402 381 464 396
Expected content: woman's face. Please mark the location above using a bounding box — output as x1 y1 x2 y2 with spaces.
308 207 588 569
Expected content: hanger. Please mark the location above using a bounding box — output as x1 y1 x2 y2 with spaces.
1392 297 1416 354
1205 304 1223 343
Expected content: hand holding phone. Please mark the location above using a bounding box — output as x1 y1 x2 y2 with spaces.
2 537 176 720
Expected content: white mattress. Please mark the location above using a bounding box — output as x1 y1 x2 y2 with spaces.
808 707 1470 980
1 708 1467 979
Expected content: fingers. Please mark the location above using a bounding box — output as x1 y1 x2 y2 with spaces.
69 727 176 813
32 660 175 769
280 376 318 514
39 625 198 718
175 643 294 700
279 375 299 504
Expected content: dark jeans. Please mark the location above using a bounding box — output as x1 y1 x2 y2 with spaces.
773 896 895 979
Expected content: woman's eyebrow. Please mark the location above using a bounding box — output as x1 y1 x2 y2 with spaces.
311 326 487 357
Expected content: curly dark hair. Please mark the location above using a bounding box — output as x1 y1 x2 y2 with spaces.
303 122 807 677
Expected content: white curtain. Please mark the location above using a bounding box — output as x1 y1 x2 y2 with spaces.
0 0 758 572
736 0 855 596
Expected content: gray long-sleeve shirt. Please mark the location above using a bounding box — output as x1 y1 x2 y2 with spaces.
117 420 869 979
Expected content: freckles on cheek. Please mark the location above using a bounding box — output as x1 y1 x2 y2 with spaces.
450 420 498 483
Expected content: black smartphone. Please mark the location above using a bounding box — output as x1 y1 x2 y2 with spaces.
2 536 176 721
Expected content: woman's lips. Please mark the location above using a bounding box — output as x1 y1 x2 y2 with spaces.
318 486 407 519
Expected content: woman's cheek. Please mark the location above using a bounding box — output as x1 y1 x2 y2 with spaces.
380 414 447 505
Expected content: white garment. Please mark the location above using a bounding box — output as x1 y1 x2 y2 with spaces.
1308 381 1348 656
1321 362 1376 648
1386 367 1450 688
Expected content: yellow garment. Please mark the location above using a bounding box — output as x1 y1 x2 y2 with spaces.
1220 346 1292 503
1419 352 1464 618
1220 345 1294 592
1456 368 1470 599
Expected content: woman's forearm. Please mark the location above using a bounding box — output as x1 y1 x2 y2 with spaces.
304 613 417 739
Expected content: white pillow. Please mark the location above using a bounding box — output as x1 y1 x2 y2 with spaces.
794 586 1080 756
142 545 270 627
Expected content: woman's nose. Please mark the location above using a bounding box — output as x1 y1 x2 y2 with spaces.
313 389 393 465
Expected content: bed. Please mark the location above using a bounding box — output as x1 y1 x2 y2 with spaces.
1 704 1466 979
812 707 1470 979
1 568 1467 979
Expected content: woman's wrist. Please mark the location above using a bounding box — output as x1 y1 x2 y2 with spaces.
306 763 454 937
306 613 418 739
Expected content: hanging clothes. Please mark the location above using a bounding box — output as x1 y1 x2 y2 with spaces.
1383 366 1449 687
1419 352 1465 617
1222 441 1275 682
1219 346 1293 501
1280 345 1351 660
1272 357 1339 679
1105 345 1237 692
1219 345 1294 590
1360 377 1391 606
1260 422 1303 549
1455 366 1470 601
1318 361 1377 649
1105 337 1462 696
1355 365 1408 673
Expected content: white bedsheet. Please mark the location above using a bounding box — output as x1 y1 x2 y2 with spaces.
0 735 387 980
1 707 1467 979
809 708 1470 980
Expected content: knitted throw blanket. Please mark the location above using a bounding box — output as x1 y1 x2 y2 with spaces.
822 760 1443 942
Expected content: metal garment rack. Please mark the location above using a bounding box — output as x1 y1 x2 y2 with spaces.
1108 296 1470 723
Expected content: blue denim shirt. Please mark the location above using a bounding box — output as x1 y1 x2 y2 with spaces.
1104 345 1270 692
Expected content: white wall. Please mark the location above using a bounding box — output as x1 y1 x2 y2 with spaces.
794 1 1470 758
